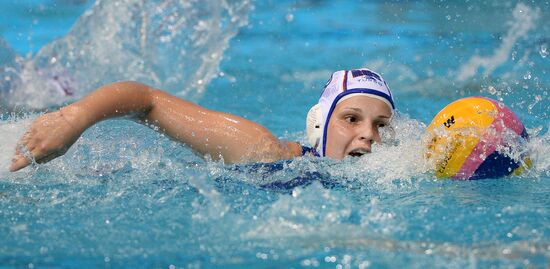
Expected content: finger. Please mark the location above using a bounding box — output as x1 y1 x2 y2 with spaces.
9 143 38 172
9 154 32 172
9 144 57 172
14 139 29 157
14 130 35 151
25 140 37 152
12 142 32 162
17 142 35 156
13 145 21 159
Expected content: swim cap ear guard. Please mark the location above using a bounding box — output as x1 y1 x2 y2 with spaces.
306 68 395 156
306 104 323 148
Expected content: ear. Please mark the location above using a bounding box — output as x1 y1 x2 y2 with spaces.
306 104 322 147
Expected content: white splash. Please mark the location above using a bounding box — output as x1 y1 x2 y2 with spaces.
456 3 540 81
526 126 550 177
0 116 34 173
331 114 431 189
1 0 251 110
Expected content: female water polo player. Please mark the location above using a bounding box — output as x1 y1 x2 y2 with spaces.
9 68 395 172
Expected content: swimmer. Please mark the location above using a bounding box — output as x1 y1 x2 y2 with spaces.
9 68 395 172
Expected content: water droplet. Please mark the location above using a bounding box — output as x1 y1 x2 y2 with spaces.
39 246 48 254
523 71 531 80
539 44 548 58
285 13 294 22
487 86 497 95
292 188 301 197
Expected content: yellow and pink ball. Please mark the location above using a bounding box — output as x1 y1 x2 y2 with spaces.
426 96 530 180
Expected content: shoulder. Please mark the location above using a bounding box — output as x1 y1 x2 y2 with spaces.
277 141 304 159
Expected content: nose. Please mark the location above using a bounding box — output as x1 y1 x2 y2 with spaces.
357 124 378 145
358 123 381 146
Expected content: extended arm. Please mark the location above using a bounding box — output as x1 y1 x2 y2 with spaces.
9 81 301 171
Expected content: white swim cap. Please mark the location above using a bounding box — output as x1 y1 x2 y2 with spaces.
306 68 395 156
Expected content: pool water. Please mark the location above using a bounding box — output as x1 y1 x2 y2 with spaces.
1 0 549 268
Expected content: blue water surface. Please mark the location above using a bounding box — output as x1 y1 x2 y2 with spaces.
0 0 549 268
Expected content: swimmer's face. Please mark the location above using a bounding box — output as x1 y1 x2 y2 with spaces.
325 96 392 159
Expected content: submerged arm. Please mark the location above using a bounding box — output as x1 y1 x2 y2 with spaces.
9 81 301 171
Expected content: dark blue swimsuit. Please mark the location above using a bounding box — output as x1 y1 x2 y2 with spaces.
223 145 340 193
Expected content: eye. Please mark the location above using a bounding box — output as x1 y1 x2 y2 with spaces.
376 120 390 128
344 115 358 124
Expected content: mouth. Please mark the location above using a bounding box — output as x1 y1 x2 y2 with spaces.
348 148 370 157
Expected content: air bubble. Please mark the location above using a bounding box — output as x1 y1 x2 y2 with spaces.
325 256 337 262
540 44 548 58
487 86 497 95
285 13 294 22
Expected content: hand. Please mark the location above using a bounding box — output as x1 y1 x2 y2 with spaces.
9 111 84 172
